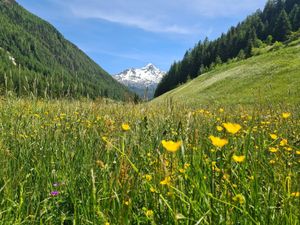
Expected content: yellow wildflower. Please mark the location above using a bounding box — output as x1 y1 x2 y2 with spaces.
269 147 278 153
144 174 152 181
280 139 288 146
269 159 276 164
219 108 224 113
105 222 110 225
121 123 130 131
291 192 300 197
296 151 300 155
145 210 154 218
160 176 171 186
270 134 278 140
150 187 157 193
284 147 292 152
216 126 223 132
222 122 242 134
233 194 245 204
232 154 246 163
209 136 228 148
282 112 291 119
184 163 190 169
161 140 182 152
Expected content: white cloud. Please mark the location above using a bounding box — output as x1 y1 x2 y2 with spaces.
61 0 266 34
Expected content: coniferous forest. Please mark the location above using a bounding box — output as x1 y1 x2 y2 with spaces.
0 0 134 100
154 0 300 97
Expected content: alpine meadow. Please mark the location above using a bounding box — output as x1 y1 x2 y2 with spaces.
0 0 299 225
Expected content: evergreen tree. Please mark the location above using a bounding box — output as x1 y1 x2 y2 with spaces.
273 10 292 41
285 0 300 13
290 4 300 30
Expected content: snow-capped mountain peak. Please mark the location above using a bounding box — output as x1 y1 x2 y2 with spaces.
114 63 166 98
114 63 165 88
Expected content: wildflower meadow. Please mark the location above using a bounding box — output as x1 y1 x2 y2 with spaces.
0 98 299 224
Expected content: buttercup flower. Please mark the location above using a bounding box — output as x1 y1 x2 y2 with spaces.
161 140 182 152
122 123 130 131
232 154 245 163
222 122 241 134
209 136 228 148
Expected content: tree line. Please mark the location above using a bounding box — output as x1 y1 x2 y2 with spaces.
154 0 300 97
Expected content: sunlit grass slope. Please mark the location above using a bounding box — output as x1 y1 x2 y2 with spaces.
153 41 300 106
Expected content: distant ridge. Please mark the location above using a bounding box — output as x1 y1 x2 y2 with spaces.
0 0 133 100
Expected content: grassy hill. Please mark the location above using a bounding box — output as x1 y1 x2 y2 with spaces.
153 39 300 106
0 0 133 100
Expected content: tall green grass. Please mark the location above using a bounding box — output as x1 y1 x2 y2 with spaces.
0 98 299 224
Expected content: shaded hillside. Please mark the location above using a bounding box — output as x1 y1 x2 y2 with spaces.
0 0 133 100
152 39 300 106
155 0 300 97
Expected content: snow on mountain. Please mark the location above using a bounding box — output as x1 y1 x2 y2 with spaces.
114 63 165 98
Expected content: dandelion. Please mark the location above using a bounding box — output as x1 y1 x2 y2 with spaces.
222 122 242 134
160 176 171 186
232 154 245 163
121 123 130 131
296 151 300 155
161 140 182 152
291 192 300 197
105 222 110 225
219 108 224 113
233 194 245 204
282 112 291 119
209 136 228 148
270 134 278 140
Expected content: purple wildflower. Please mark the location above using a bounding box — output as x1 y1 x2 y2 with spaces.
50 191 59 197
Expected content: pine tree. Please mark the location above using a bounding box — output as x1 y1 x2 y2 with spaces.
273 9 292 41
285 0 300 13
290 4 300 31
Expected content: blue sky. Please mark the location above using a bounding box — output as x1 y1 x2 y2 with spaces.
17 0 267 74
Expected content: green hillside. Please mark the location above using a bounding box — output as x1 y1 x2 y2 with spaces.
0 0 133 100
155 0 300 97
153 39 300 106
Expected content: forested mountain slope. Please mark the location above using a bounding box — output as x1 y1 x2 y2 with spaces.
155 0 300 97
0 0 133 100
152 38 300 106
